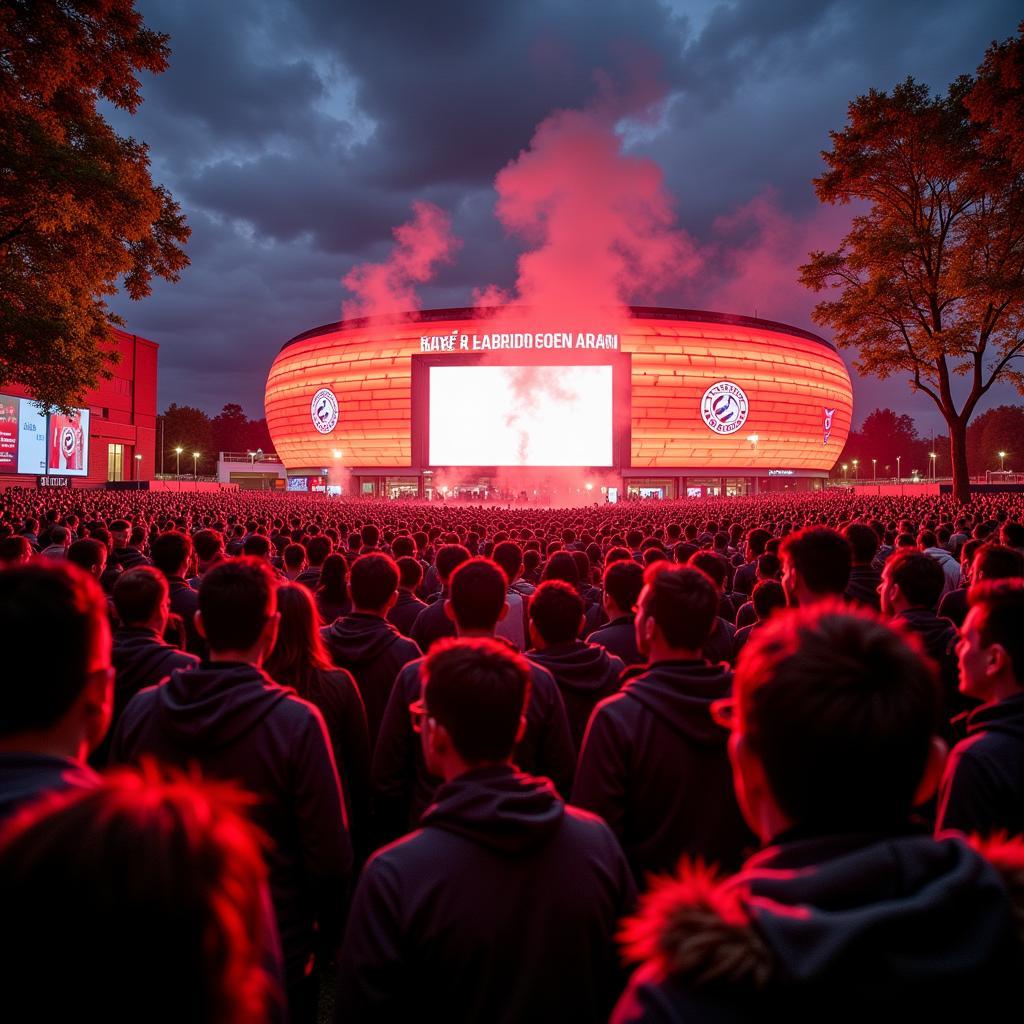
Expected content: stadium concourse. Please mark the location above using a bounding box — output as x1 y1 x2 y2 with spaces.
3 487 1024 1021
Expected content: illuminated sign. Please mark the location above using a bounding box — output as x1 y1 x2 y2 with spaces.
419 330 620 352
701 381 749 435
37 475 72 488
0 395 88 476
823 407 835 446
310 387 339 434
768 469 795 476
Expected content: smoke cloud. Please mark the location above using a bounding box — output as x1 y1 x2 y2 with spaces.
341 201 461 320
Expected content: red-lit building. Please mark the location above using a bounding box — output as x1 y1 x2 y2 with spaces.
265 307 854 499
0 327 158 489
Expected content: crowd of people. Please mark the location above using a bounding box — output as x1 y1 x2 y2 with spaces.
2 486 1024 1021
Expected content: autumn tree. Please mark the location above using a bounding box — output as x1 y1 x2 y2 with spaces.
800 26 1024 504
0 0 189 410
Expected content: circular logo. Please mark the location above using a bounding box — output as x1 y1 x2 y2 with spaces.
310 387 339 434
701 381 749 434
60 426 77 459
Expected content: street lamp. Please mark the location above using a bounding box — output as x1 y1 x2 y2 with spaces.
999 450 1007 472
929 452 937 480
872 458 877 480
841 462 848 482
192 451 199 480
134 453 142 489
852 458 859 481
896 456 901 482
174 446 183 478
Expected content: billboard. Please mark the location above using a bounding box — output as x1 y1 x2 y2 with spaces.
47 408 89 476
0 394 55 476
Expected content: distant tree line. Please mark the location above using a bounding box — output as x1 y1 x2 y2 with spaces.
156 403 273 474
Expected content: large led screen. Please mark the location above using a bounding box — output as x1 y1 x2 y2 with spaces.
47 408 90 476
428 364 613 466
0 396 89 476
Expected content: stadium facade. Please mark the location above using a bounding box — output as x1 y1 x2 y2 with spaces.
265 307 853 500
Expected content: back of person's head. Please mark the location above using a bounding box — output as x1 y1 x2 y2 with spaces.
843 523 879 565
110 519 130 541
967 580 1024 686
198 558 277 652
641 563 718 651
522 548 541 576
973 542 1024 583
264 582 331 685
917 529 938 550
423 638 530 764
491 541 524 583
48 524 68 546
733 603 940 833
150 531 192 578
306 534 332 566
66 537 106 575
0 535 32 565
690 550 728 590
0 766 276 1024
360 522 380 548
529 580 584 645
780 527 851 596
751 579 786 622
571 549 592 584
673 541 698 564
0 563 110 741
603 558 644 615
113 567 169 628
397 555 423 590
756 552 781 579
282 543 306 573
542 550 579 586
435 543 471 584
242 534 271 560
448 557 507 631
746 528 771 557
318 553 348 598
886 551 945 610
192 528 224 565
349 552 399 612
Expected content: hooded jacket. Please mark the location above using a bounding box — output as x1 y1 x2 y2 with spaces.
588 614 644 667
386 589 427 638
320 613 421 744
408 597 456 653
938 691 1024 837
372 646 576 843
893 608 965 728
337 765 636 1023
110 661 352 988
613 832 1024 1021
0 753 99 826
844 564 882 611
527 641 625 751
923 546 961 597
573 660 755 882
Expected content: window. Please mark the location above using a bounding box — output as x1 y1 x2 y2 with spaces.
107 443 123 482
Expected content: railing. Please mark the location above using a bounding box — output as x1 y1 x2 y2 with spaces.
219 451 281 464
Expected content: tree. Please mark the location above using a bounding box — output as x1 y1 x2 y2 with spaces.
159 404 212 475
831 407 931 479
0 1 189 410
800 29 1024 503
966 404 1024 473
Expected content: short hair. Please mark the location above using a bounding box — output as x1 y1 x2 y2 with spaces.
0 535 32 563
735 604 940 832
492 541 524 583
435 543 471 584
192 529 224 563
349 552 399 611
424 638 530 763
969 580 1024 683
0 766 274 1023
390 535 415 559
542 550 579 586
0 563 109 738
150 531 193 577
974 543 1024 582
751 579 786 621
448 558 508 631
67 538 107 573
887 551 945 609
745 528 772 556
603 559 644 614
843 523 879 564
198 558 276 652
360 523 380 548
641 563 718 650
397 555 423 589
113 567 169 626
529 580 584 645
690 550 728 588
242 534 271 559
110 519 130 536
780 527 851 595
756 552 781 579
306 534 333 566
282 543 306 571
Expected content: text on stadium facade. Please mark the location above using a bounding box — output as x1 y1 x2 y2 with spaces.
419 331 620 352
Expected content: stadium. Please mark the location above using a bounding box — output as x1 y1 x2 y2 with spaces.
265 306 853 501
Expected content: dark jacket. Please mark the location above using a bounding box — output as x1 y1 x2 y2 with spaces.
527 641 625 751
704 617 735 666
295 566 322 591
732 561 757 598
372 647 576 843
0 753 99 826
111 545 151 571
588 614 643 667
938 586 969 628
613 832 1024 1021
845 564 882 611
573 659 754 882
110 661 352 988
938 692 1024 837
337 765 636 1023
166 576 205 656
320 613 421 744
315 590 351 626
894 608 965 729
387 590 427 638
408 598 456 653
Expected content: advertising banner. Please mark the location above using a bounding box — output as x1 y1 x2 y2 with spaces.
17 400 47 475
0 395 18 472
48 408 89 476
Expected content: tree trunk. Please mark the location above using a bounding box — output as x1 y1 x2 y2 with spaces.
949 418 971 504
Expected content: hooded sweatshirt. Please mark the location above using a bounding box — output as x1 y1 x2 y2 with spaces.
588 614 644 667
110 661 352 988
337 765 636 1023
894 608 965 728
923 546 961 597
938 691 1024 837
613 832 1024 1021
0 753 99 826
320 612 421 743
573 660 755 881
527 641 625 751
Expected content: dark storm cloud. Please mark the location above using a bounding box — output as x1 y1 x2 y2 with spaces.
105 0 1023 431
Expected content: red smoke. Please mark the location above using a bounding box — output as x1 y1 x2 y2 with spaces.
481 107 701 318
342 201 461 320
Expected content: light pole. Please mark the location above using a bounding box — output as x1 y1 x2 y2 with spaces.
134 453 142 490
929 452 936 480
896 456 901 482
852 458 859 481
841 462 848 482
174 446 183 478
1000 450 1007 473
192 451 199 480
872 458 877 481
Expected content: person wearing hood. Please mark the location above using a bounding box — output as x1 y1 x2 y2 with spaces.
372 557 575 844
320 552 421 744
613 604 1024 1021
0 563 110 825
938 581 1024 837
878 550 963 732
386 556 427 637
110 557 351 1024
527 580 624 751
843 522 882 611
573 563 755 882
587 558 645 667
338 637 635 1023
918 528 961 598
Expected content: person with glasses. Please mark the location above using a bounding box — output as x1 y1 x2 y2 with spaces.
615 604 1024 1020
338 637 635 1022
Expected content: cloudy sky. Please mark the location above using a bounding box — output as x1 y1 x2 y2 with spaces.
105 0 1021 435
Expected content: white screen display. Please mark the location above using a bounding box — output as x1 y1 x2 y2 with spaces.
46 407 90 476
429 364 613 466
17 400 48 475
